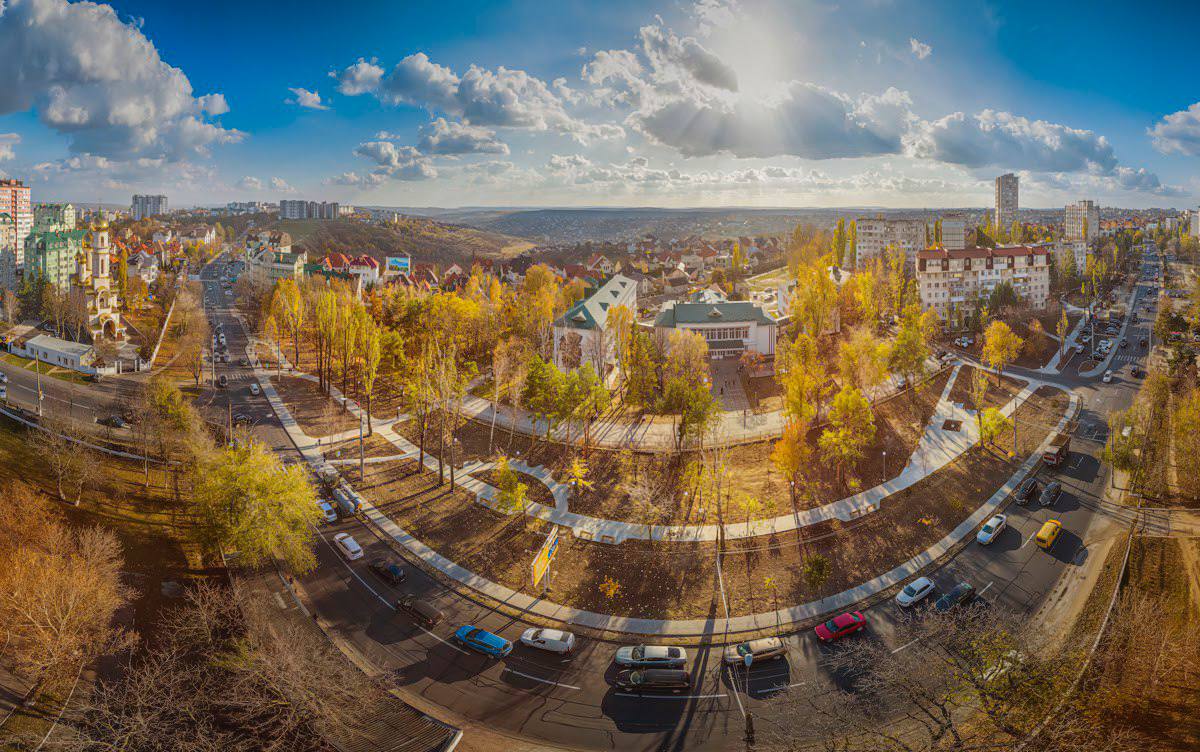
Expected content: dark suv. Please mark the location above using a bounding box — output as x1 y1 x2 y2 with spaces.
1039 481 1063 508
934 582 976 613
395 595 443 628
614 669 691 694
1015 478 1039 505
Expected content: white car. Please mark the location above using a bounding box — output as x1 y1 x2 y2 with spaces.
316 500 337 524
249 383 261 396
333 532 364 560
1102 370 1113 383
976 514 1007 545
519 628 576 654
895 576 935 608
614 644 687 668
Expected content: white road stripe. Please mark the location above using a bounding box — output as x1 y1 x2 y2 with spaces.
890 638 919 654
503 668 581 690
978 580 995 596
614 692 728 700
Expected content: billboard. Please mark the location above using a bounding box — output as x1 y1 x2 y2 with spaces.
530 526 559 589
385 255 411 275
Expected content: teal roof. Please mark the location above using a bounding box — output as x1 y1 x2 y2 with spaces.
653 301 776 328
553 274 635 331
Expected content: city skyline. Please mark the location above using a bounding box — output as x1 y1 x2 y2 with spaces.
2 0 1200 209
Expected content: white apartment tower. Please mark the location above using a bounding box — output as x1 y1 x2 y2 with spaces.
1064 200 1099 242
131 194 169 220
1191 208 1200 240
940 215 968 250
853 218 926 270
994 173 1018 231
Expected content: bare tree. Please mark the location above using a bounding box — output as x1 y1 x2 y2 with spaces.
32 415 97 504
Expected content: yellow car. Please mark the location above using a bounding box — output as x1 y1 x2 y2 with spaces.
1035 519 1062 550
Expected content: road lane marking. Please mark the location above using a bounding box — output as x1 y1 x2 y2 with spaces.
615 692 728 700
502 667 580 690
313 527 467 654
890 638 919 654
978 580 995 596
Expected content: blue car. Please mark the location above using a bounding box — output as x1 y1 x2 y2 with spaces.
454 626 513 657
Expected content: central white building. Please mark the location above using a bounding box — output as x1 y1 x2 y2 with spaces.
1065 200 1099 242
653 300 779 359
854 218 926 271
552 274 638 373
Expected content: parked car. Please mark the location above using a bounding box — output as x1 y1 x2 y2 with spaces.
815 611 867 641
239 357 249 367
614 645 687 668
96 415 127 429
249 383 261 396
1036 520 1063 550
217 374 228 388
519 628 576 654
316 500 337 523
976 514 1007 545
1132 367 1147 378
232 413 253 426
723 637 786 665
614 669 691 694
394 595 444 628
1102 370 1113 383
454 626 513 657
894 576 935 608
934 582 976 612
1040 480 1063 507
0 372 8 383
332 532 364 561
367 558 407 586
1015 477 1040 505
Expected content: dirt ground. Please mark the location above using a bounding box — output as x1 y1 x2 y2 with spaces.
947 365 1026 411
269 374 362 436
363 387 1069 619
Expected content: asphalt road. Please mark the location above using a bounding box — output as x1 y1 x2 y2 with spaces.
187 247 1161 750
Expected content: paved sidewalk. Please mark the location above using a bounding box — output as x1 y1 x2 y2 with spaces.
1080 286 1140 378
1038 315 1088 375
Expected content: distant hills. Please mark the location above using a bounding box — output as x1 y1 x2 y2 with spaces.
280 216 534 265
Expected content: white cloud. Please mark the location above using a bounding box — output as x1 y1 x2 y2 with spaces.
639 23 739 92
352 141 436 181
693 0 739 35
0 0 241 161
270 176 296 193
906 110 1119 172
237 176 263 191
286 87 329 111
333 52 623 144
0 133 19 161
417 118 508 155
909 38 932 60
1148 102 1200 156
324 171 387 187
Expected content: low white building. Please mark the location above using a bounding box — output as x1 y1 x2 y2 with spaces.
552 274 638 372
127 250 160 285
12 333 96 373
653 300 779 359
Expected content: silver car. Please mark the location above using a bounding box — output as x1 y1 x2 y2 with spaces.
614 644 686 668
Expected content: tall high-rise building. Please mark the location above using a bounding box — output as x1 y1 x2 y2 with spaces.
1064 200 1099 243
33 203 75 233
279 199 340 220
940 215 968 250
994 173 1018 231
853 217 926 273
0 179 34 261
131 194 169 220
1191 209 1200 240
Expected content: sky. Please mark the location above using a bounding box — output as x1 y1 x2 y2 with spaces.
2 0 1200 210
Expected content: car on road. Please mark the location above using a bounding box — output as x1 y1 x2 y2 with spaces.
316 500 337 523
217 374 228 388
934 582 977 612
1036 519 1063 550
367 558 407 586
232 413 253 426
0 372 7 383
1119 338 1128 348
613 669 691 694
723 636 786 665
394 595 443 628
249 383 261 396
239 357 249 367
1039 480 1063 507
1102 370 1113 383
953 336 973 348
815 611 866 641
96 415 128 429
332 532 364 561
614 644 687 668
519 628 576 655
454 626 513 657
1015 477 1040 505
894 576 935 608
976 514 1007 545
1132 367 1147 378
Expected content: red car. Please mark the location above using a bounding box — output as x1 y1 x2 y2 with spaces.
815 611 867 641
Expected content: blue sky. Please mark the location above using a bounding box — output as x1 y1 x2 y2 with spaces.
2 0 1199 209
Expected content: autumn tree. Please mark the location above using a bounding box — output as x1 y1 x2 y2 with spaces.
982 319 1024 385
269 278 306 367
771 417 813 507
979 406 1012 447
838 325 891 397
191 438 322 572
818 385 875 489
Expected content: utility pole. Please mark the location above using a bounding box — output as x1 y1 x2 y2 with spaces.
359 409 366 483
227 401 232 446
35 351 43 417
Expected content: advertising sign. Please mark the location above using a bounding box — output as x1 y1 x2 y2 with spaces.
530 526 559 589
385 255 411 275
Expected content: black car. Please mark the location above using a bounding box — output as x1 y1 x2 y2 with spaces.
368 558 407 586
614 669 691 694
394 595 443 628
238 357 249 367
934 582 976 613
1039 481 1062 507
1140 338 1148 348
1132 367 1147 378
1015 477 1039 505
232 413 253 426
96 415 127 429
